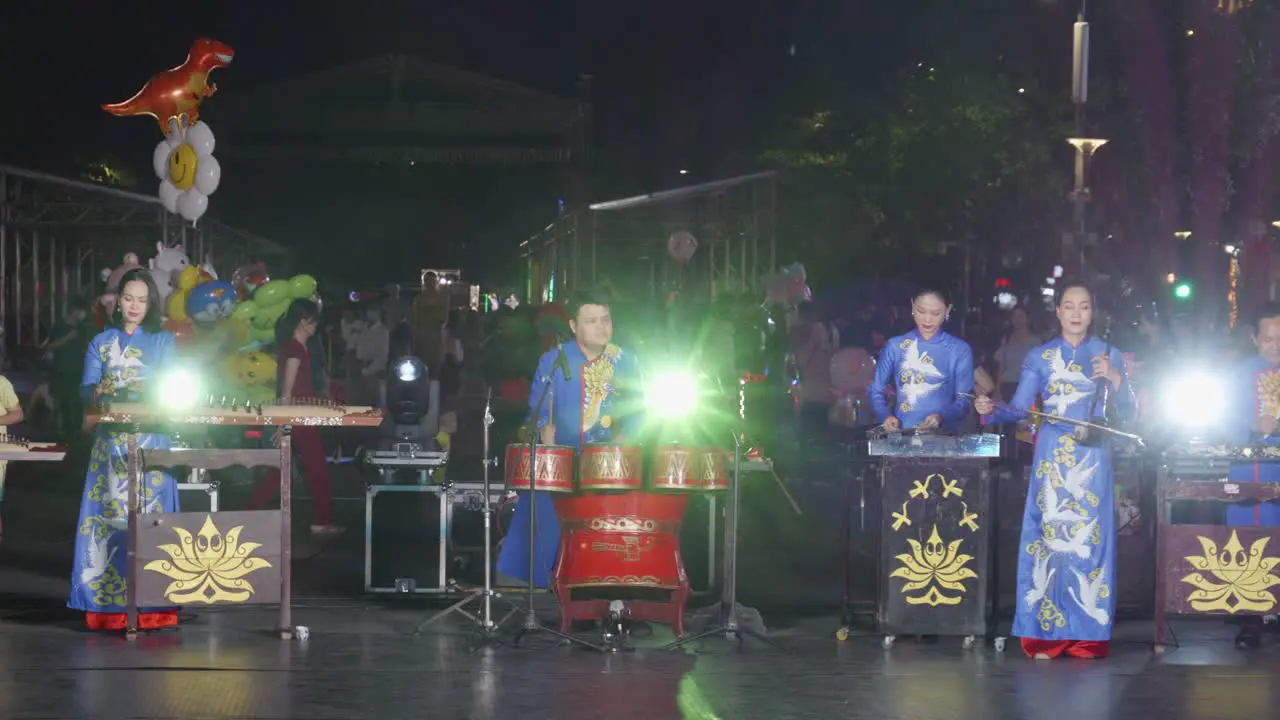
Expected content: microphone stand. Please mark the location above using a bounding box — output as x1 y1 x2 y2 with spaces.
663 429 785 651
412 390 509 644
510 342 604 651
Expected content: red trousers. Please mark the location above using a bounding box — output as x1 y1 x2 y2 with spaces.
247 426 333 525
85 610 178 631
1021 638 1110 659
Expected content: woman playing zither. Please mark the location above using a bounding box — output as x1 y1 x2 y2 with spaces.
868 288 975 433
69 269 181 631
974 281 1135 659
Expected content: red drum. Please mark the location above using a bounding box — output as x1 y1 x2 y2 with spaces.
702 448 731 491
553 491 691 634
649 445 729 491
504 443 575 493
578 444 645 492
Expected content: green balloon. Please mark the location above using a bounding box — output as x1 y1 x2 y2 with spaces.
252 300 289 330
290 274 318 298
249 325 275 344
230 300 257 322
254 280 291 308
245 385 276 404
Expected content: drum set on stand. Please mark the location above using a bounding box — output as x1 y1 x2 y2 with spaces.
504 441 730 638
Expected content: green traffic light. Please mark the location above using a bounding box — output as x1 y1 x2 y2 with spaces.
1174 282 1192 299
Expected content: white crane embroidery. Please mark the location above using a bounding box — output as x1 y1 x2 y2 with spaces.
1024 552 1056 608
1041 483 1088 525
1067 565 1111 627
1047 518 1097 559
1048 348 1090 386
1057 458 1098 502
105 337 144 372
899 340 944 407
80 538 118 585
1043 348 1092 416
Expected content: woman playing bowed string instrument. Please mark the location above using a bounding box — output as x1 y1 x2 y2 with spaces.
973 281 1135 659
868 288 975 433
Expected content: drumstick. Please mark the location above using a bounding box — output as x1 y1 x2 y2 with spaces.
772 468 804 516
738 433 803 516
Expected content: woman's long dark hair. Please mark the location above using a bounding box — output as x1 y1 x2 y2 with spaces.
110 268 164 333
274 299 325 396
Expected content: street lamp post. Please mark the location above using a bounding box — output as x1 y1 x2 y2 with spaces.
1066 7 1108 280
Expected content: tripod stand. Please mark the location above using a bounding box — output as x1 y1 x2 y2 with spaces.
663 430 784 651
507 345 604 652
413 391 512 643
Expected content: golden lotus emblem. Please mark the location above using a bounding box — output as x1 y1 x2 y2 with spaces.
890 524 977 606
1181 531 1280 614
143 515 272 604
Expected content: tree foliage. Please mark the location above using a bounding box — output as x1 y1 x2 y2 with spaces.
759 3 1070 288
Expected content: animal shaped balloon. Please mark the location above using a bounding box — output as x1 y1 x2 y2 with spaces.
99 253 143 315
186 280 237 324
101 38 234 135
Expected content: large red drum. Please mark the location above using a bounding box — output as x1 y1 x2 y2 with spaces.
649 445 729 491
553 491 692 634
578 444 645 492
504 443 575 493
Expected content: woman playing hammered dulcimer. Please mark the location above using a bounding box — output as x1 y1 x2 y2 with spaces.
869 288 975 432
68 268 182 631
974 281 1135 659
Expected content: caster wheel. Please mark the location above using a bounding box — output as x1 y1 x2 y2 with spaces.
836 627 850 641
1153 644 1167 655
962 635 975 650
125 630 138 642
280 630 293 641
881 635 896 650
994 637 1007 653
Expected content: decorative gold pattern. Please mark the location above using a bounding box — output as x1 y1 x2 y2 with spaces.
890 524 978 606
1256 369 1280 419
580 344 621 432
909 477 931 499
563 575 674 589
891 500 912 531
142 515 272 604
940 476 962 498
1181 531 1280 614
590 535 654 562
650 447 728 491
579 445 643 490
959 502 980 532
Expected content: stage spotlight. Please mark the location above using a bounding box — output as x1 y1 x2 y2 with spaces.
647 369 699 420
387 355 430 425
156 367 202 409
396 358 421 383
1160 370 1225 432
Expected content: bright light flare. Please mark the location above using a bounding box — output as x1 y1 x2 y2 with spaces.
397 359 420 382
1161 371 1225 430
647 370 699 420
157 368 202 409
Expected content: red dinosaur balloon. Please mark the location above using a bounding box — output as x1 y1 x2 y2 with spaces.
101 38 234 135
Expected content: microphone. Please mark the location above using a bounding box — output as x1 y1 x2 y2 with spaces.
553 343 572 381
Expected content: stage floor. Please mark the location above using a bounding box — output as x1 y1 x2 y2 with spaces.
1 564 1279 720
2 456 1279 719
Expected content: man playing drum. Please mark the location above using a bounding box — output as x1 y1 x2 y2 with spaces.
496 290 644 588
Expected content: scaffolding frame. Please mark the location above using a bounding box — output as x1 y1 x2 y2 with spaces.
0 164 288 350
521 171 777 304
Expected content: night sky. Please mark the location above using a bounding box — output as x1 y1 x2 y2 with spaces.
0 2 1068 288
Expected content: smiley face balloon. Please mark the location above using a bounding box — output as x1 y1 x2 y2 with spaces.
152 120 221 224
168 143 198 191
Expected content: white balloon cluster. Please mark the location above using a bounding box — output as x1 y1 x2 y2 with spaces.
153 120 221 224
